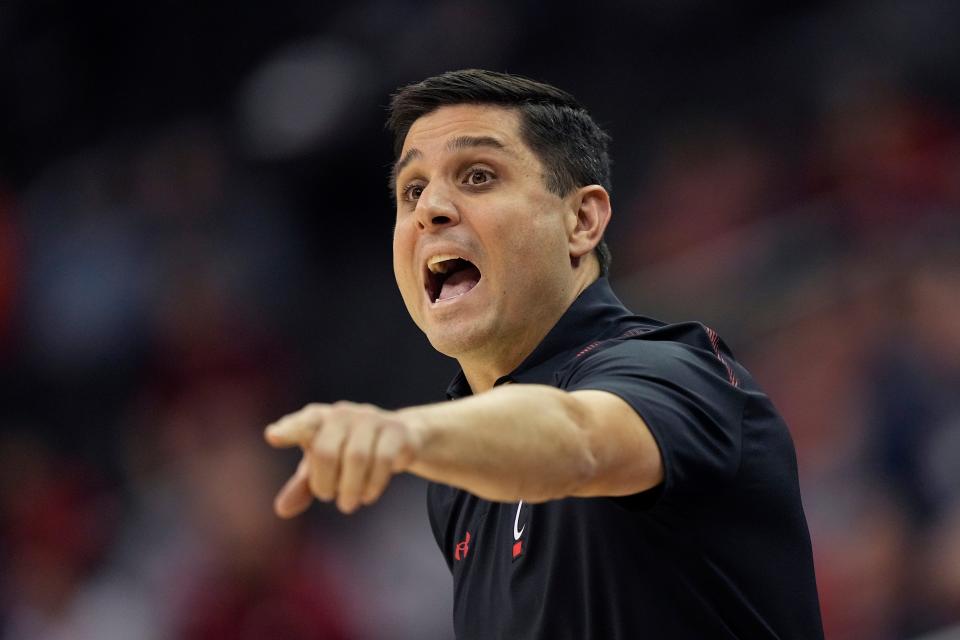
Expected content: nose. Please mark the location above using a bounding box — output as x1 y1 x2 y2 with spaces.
415 184 460 231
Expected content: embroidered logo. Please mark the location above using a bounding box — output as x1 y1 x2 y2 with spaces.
512 500 525 560
454 531 471 561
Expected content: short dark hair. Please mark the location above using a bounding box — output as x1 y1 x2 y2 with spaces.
387 69 612 276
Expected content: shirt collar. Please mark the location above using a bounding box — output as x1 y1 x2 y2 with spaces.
445 277 641 399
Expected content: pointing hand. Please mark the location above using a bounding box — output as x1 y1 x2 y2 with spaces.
265 401 422 517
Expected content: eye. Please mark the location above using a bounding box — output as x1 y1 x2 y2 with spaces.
401 182 425 202
463 167 493 187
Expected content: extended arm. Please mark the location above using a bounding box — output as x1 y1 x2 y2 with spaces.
403 384 663 503
265 384 663 516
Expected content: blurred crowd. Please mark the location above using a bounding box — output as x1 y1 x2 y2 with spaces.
2 1 959 639
618 88 960 639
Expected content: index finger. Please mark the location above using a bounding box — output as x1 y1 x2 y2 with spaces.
264 404 328 448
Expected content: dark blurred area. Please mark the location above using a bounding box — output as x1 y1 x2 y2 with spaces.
1 1 959 638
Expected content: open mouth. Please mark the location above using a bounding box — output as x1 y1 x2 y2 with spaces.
425 255 482 304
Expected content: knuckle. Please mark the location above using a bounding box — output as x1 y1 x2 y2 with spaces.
383 419 408 438
376 426 398 446
311 442 336 464
345 449 368 466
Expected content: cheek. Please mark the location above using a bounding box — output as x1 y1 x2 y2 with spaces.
392 227 415 290
487 228 559 299
499 208 567 265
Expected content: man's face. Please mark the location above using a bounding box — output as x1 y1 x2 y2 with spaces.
392 104 576 360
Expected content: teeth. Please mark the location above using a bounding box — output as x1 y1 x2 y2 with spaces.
427 254 462 274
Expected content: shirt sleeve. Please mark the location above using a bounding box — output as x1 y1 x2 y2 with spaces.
562 337 747 506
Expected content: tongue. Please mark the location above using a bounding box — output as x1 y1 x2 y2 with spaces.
439 264 481 300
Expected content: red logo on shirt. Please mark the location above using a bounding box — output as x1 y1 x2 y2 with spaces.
454 531 471 561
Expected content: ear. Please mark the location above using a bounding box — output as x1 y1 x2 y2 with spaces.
566 185 612 261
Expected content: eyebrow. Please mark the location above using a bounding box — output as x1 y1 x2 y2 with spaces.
391 135 511 187
446 135 507 154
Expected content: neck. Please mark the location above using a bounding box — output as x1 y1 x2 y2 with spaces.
457 267 599 393
458 339 540 394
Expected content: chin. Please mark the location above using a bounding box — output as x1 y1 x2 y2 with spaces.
424 322 491 359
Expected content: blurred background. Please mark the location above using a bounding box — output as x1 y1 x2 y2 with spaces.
1 1 959 638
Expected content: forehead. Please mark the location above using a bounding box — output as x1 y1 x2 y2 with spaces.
400 104 525 157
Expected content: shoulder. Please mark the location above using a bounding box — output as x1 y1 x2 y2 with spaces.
558 321 742 392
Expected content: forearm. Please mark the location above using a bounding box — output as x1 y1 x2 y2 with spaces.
401 384 598 503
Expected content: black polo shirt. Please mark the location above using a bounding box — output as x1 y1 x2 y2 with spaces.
426 278 824 639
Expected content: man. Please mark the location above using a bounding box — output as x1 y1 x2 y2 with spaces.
266 69 824 639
